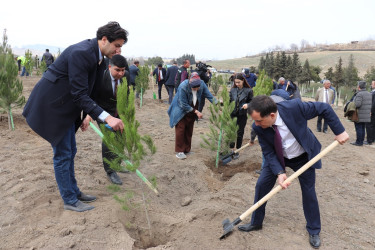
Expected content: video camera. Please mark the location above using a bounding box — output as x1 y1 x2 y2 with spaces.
195 62 212 73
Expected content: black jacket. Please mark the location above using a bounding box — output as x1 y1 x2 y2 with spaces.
91 69 126 117
229 87 253 116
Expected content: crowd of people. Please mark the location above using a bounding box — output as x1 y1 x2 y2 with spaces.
21 21 375 249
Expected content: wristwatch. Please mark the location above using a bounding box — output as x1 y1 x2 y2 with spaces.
277 170 286 175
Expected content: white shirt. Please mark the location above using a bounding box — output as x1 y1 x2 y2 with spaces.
274 112 305 159
192 90 197 106
158 69 164 80
323 89 329 103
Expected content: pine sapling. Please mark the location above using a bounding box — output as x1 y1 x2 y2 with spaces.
135 65 151 107
0 29 26 130
201 84 238 167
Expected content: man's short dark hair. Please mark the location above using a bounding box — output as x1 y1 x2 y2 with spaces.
109 54 127 68
248 95 277 117
358 81 366 90
46 49 49 52
158 63 162 67
134 60 139 64
97 21 129 44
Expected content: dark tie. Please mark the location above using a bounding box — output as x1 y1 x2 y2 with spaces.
113 79 119 117
272 125 285 169
114 79 119 98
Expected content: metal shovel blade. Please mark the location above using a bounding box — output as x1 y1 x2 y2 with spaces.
219 217 242 240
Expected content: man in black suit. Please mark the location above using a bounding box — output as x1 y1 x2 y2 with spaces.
165 61 178 104
23 22 128 212
84 55 129 185
152 63 167 102
365 79 375 144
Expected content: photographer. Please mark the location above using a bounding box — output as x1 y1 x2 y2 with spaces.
193 61 212 113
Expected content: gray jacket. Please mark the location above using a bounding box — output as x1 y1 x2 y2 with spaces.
354 89 372 122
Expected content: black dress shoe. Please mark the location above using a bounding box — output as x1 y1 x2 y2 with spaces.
316 129 321 132
107 172 123 185
350 142 363 146
309 234 321 248
323 130 328 134
77 192 97 203
238 223 262 232
363 141 373 145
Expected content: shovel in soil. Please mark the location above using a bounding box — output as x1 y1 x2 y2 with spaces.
220 143 250 165
220 140 339 240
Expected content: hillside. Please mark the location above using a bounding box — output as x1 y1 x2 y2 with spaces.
207 51 375 77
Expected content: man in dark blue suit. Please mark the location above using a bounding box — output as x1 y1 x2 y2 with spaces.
165 61 179 104
239 95 349 248
129 60 139 92
153 64 167 102
23 22 129 212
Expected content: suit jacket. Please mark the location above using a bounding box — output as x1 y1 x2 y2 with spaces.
22 38 106 146
315 87 334 103
153 68 167 83
129 64 139 85
91 69 125 117
165 65 178 86
229 87 253 116
253 99 345 175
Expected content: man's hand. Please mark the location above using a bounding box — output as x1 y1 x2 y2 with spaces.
277 173 291 189
335 131 349 145
249 140 255 145
195 110 203 119
80 115 93 132
105 115 124 132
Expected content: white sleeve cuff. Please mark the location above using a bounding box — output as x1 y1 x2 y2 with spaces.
98 111 110 122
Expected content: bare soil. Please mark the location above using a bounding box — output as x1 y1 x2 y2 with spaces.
1 75 374 249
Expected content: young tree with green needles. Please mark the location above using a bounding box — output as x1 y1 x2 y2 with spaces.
0 29 26 130
100 80 156 172
24 49 33 77
201 85 237 167
210 73 224 96
135 65 151 107
252 70 274 97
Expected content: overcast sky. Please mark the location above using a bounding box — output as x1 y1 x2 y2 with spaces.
1 0 374 60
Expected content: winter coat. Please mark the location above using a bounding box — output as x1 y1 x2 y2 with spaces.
167 79 216 128
354 89 372 122
229 87 253 116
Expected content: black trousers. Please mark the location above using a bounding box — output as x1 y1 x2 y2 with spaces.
366 114 375 143
157 80 167 99
97 121 117 174
230 114 248 149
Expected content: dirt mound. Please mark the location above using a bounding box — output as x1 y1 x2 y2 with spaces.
1 76 374 249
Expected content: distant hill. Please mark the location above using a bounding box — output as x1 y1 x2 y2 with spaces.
12 44 64 58
207 51 375 77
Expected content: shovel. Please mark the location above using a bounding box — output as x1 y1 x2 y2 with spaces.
220 143 250 165
220 140 339 240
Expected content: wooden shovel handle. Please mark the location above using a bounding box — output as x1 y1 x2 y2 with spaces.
239 140 339 221
234 143 250 154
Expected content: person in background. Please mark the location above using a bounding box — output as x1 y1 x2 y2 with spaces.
315 79 334 133
41 49 54 67
243 68 257 88
364 80 375 145
175 59 190 90
351 81 372 146
23 22 128 212
129 60 140 96
168 72 217 160
229 73 253 159
165 61 179 104
153 63 167 103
